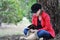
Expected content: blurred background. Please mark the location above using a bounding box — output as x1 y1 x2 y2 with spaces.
0 0 60 40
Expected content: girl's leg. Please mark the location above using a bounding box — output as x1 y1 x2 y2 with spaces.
37 30 51 39
23 28 29 35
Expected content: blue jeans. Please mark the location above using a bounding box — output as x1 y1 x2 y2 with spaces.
24 28 52 38
23 28 29 35
37 30 52 38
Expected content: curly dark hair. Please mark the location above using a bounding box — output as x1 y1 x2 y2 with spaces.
31 3 42 13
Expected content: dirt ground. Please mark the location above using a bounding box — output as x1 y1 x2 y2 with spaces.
0 17 60 40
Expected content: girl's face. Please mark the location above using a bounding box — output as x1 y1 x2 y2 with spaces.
36 9 41 16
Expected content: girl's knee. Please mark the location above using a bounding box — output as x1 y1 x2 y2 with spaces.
24 28 29 35
37 30 46 37
37 30 50 38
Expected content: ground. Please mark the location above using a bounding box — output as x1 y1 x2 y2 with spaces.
0 17 60 40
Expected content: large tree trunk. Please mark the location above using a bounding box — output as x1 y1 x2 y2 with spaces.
37 0 60 34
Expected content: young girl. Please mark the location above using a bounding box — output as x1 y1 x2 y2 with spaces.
24 3 55 40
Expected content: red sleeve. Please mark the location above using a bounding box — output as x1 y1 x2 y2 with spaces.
32 14 35 25
32 14 37 26
32 16 35 25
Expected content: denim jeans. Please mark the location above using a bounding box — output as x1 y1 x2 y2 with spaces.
23 28 29 35
24 28 52 39
37 30 52 39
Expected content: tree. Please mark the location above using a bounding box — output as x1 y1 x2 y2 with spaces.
37 0 60 34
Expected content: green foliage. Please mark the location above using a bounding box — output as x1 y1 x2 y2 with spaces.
0 0 36 24
20 0 36 22
0 0 23 24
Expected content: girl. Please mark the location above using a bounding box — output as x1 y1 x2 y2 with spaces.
24 3 55 40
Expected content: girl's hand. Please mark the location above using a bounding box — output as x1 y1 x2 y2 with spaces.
30 29 38 33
